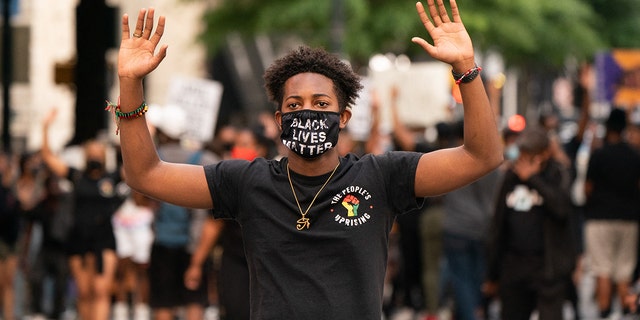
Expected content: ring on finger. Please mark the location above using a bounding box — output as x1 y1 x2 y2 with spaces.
133 32 142 38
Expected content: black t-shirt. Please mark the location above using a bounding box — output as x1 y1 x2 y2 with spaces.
66 168 125 254
585 142 640 220
0 184 18 246
504 182 545 255
205 152 423 320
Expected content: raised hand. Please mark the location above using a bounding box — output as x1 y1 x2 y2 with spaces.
411 0 474 68
42 108 58 129
118 8 168 80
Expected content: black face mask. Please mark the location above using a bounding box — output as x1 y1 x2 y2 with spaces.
280 110 341 159
86 160 104 172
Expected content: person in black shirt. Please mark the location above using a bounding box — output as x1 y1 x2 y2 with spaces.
486 127 576 320
0 152 18 320
583 108 640 318
42 110 125 320
113 1 503 318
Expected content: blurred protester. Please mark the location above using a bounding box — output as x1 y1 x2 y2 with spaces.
0 152 18 320
442 120 501 320
18 152 72 320
502 127 523 164
562 63 595 320
626 107 640 152
41 109 125 320
583 108 640 319
111 189 156 320
386 86 446 319
486 127 576 320
207 124 238 160
145 104 216 320
186 126 270 320
538 112 572 169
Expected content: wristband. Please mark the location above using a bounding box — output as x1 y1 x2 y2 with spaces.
452 65 482 85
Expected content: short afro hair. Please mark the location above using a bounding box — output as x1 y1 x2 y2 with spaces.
263 46 363 111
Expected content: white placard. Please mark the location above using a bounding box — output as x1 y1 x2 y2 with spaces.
369 61 451 133
166 77 223 143
348 78 373 141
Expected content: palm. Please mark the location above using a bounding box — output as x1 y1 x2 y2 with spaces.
119 39 162 79
118 8 167 80
428 24 472 64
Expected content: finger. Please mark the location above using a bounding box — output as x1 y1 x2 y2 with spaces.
153 44 169 65
142 8 155 39
415 2 435 33
426 0 442 26
133 8 147 38
449 0 462 23
150 15 166 46
412 37 436 56
436 0 451 23
121 14 131 40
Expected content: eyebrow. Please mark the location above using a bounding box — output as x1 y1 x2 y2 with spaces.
285 93 332 100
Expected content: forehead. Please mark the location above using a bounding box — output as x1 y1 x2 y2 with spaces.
235 130 256 144
283 73 335 98
84 142 106 158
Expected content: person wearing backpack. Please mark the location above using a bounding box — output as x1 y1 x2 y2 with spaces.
146 104 219 320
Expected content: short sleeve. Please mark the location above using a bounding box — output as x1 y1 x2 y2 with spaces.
204 160 249 219
374 151 424 215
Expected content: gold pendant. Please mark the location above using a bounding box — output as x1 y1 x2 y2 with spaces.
296 217 311 230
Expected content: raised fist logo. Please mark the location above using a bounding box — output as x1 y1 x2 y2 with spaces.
341 194 360 217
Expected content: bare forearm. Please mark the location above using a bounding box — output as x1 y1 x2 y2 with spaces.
118 77 161 192
391 109 417 152
190 218 221 267
41 124 69 178
457 62 503 170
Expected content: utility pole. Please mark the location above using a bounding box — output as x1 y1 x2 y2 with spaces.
1 0 12 152
331 0 344 56
72 0 116 144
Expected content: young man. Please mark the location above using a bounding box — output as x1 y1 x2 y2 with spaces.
584 108 640 318
485 127 576 320
115 0 503 318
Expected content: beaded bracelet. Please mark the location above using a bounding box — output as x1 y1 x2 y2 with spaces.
452 65 483 85
105 99 148 135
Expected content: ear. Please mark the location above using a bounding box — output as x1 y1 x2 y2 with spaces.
274 111 283 131
339 108 352 129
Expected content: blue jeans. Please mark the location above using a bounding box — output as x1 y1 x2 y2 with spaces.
443 232 486 320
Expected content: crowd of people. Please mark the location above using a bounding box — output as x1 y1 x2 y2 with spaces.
1 1 640 320
0 73 637 320
378 65 640 320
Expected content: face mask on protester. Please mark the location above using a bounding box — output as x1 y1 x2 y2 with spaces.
504 144 520 161
280 110 341 159
230 146 259 161
86 160 105 173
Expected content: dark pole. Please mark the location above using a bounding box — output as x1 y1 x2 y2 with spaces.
72 0 115 144
330 0 344 55
1 0 12 152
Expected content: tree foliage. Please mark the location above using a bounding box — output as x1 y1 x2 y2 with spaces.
194 0 637 71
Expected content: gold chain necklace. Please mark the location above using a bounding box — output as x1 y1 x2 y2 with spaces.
287 162 340 231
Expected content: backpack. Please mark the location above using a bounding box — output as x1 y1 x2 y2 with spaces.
153 150 202 248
